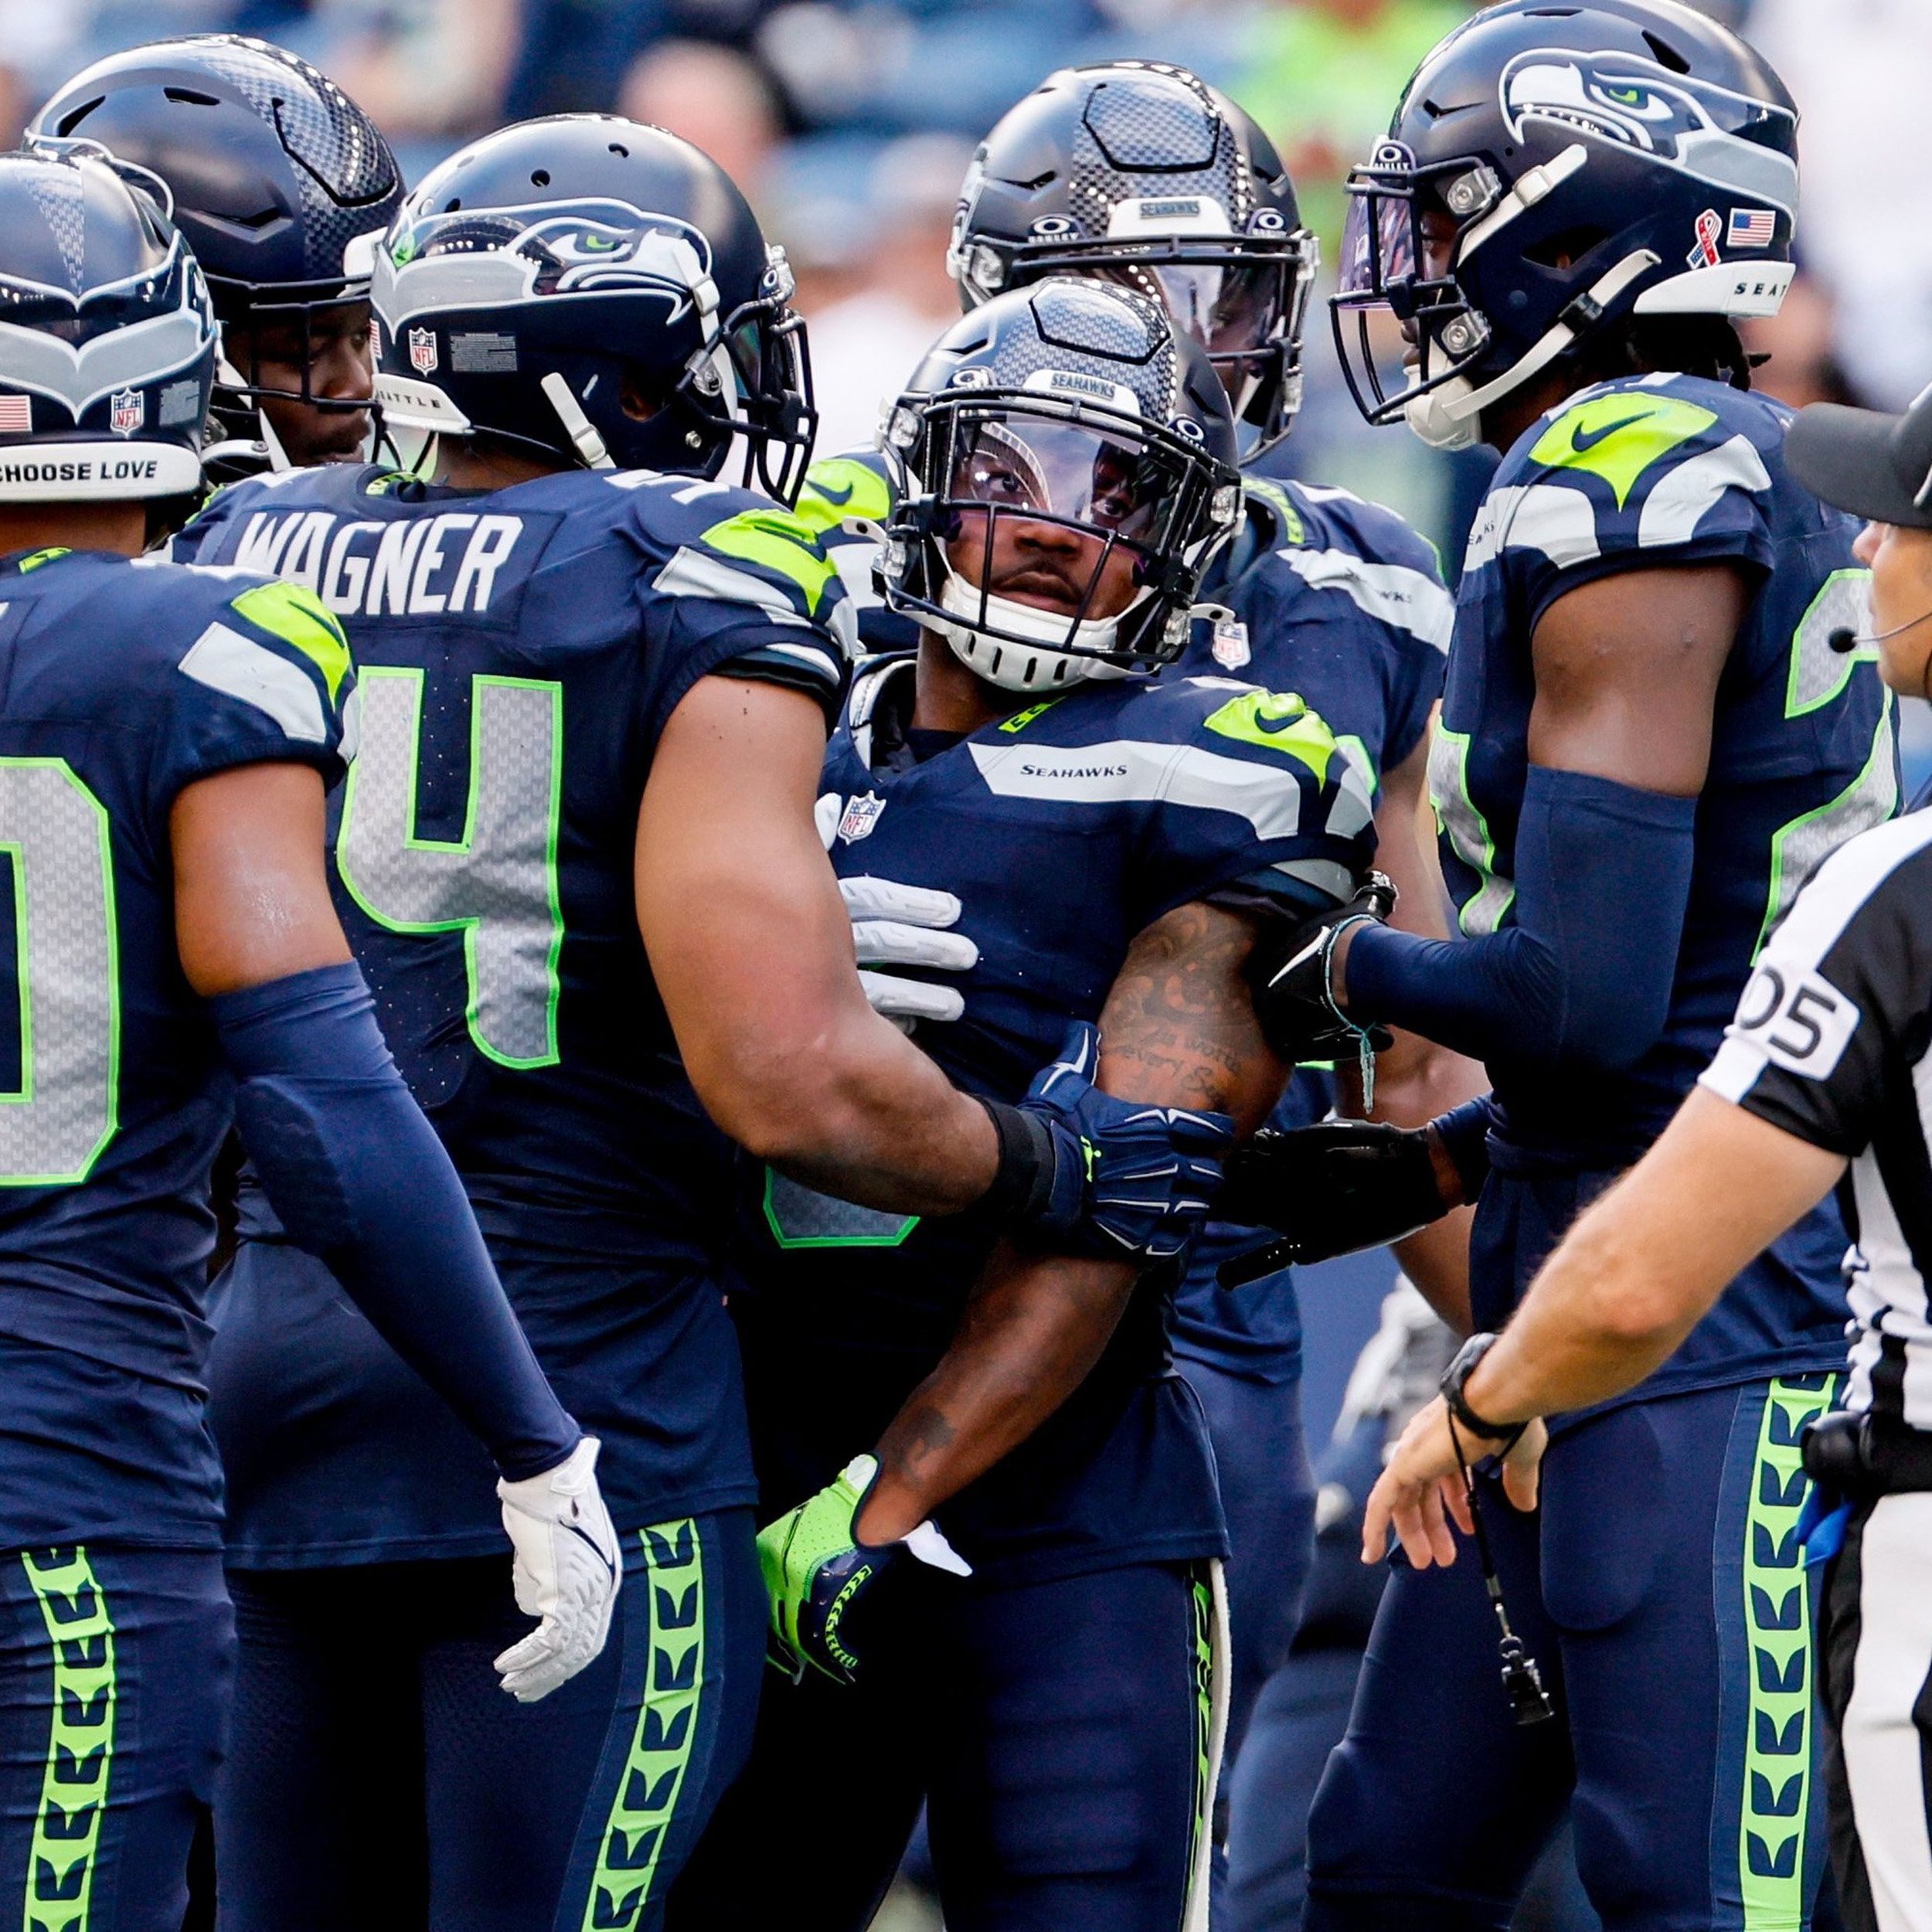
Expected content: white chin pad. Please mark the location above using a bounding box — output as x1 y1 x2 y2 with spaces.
1404 379 1483 453
933 570 1134 693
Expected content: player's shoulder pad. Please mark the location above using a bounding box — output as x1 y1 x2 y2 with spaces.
605 471 856 655
131 556 355 751
1238 474 1452 654
1478 371 1777 573
793 447 895 553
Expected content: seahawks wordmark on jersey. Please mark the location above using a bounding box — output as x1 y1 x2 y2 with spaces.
793 444 1452 1374
176 462 852 1558
733 653 1375 1582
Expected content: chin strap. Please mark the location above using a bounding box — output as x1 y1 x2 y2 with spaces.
540 372 614 471
1406 248 1662 451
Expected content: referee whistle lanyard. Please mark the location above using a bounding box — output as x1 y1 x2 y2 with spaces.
1448 1417 1557 1728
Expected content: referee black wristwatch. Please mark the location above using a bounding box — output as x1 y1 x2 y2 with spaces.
1440 1332 1527 1452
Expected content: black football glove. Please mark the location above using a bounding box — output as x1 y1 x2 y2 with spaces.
1214 1120 1452 1287
1247 873 1396 1066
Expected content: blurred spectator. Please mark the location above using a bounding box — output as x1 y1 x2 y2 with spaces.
1748 0 1932 412
618 37 782 204
321 0 521 153
800 131 971 456
1741 270 1859 412
1230 0 1468 257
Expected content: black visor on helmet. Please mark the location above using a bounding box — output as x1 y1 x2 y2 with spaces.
883 388 1238 673
985 224 1315 454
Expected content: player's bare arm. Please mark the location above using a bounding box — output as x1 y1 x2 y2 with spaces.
172 764 353 995
858 900 1289 1543
635 674 1000 1216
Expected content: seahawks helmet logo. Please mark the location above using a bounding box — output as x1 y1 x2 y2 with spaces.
385 198 719 317
1500 53 1797 208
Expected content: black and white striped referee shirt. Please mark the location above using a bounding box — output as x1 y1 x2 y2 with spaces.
1702 810 1932 1431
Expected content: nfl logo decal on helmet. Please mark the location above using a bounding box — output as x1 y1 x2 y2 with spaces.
370 115 818 502
0 148 217 502
29 36 405 460
1331 0 1800 450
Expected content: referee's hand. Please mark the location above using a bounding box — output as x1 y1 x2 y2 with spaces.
1361 1395 1546 1570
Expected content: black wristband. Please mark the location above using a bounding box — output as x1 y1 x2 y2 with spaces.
974 1097 1056 1226
1440 1332 1526 1450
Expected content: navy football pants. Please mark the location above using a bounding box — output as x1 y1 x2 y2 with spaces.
0 1546 230 1932
1177 1359 1318 1930
668 1558 1216 1932
216 1509 762 1932
1306 1374 1838 1931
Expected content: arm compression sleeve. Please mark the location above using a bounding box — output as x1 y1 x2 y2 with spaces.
211 961 580 1481
1344 766 1698 1074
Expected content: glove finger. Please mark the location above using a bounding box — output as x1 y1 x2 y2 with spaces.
857 971 964 1024
849 920 978 972
815 793 842 852
839 876 962 928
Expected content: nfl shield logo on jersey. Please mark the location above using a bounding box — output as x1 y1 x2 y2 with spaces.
1210 616 1251 671
837 792 887 843
409 328 438 374
108 388 143 437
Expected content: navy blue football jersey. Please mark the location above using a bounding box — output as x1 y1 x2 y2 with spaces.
1439 372 1895 1385
731 654 1377 1583
794 448 1451 1377
177 463 851 1559
0 547 352 1549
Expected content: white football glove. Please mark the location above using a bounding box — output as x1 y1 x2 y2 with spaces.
842 876 977 1027
494 1435 621 1702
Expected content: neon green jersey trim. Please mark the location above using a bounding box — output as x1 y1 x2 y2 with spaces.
1203 689 1335 783
700 509 837 615
1528 392 1719 511
793 457 893 536
229 580 353 704
22 1548 115 1932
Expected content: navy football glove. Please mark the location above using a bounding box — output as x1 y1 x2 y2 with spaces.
1247 874 1398 1066
759 1454 970 1684
1215 1121 1452 1287
984 1022 1233 1261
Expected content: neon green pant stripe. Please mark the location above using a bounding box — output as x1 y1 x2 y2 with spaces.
1739 1378 1834 1929
21 1548 115 1932
1189 1571 1214 1896
580 1519 705 1932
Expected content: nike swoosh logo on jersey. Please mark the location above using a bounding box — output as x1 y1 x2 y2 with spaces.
812 479 858 508
1563 413 1650 454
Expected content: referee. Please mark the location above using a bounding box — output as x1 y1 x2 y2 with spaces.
1358 382 1932 1932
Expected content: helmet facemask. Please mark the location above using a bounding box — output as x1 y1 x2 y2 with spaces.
953 219 1317 457
879 387 1240 692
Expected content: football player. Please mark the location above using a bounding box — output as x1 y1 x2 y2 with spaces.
1242 2 1896 1925
0 148 615 1932
792 61 1485 1917
31 36 404 478
175 120 1229 1931
668 281 1374 1932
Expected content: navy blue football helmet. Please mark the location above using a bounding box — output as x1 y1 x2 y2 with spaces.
951 63 1315 455
372 116 815 501
879 279 1242 692
1332 0 1798 449
0 148 218 503
31 36 403 451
